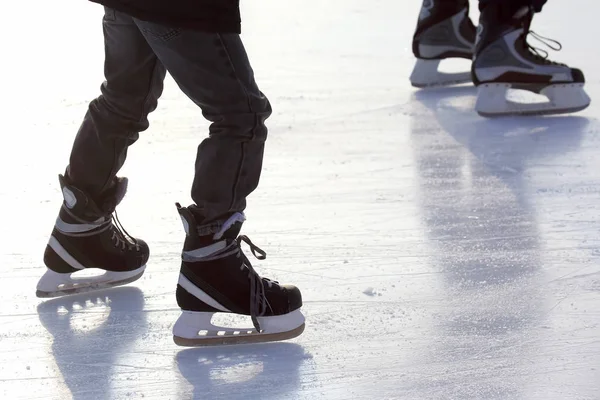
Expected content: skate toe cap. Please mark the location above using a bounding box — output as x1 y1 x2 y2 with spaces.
282 285 303 311
135 239 150 266
571 68 585 83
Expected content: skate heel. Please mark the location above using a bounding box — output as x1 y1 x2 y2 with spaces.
173 309 305 347
410 59 472 88
43 237 82 274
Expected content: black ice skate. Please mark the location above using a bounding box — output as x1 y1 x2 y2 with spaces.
472 5 590 117
172 203 305 346
410 0 476 88
36 174 148 298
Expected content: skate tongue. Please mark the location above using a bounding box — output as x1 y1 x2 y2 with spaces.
58 174 129 218
99 177 128 213
175 203 246 241
59 174 88 210
112 177 128 206
176 203 198 237
214 213 246 240
513 5 531 19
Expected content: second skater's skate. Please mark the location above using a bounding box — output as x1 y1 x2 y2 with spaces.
472 5 590 117
410 0 476 88
173 203 305 346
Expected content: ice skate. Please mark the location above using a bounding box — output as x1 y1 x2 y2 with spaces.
410 0 476 88
172 203 305 346
36 174 149 298
472 5 590 117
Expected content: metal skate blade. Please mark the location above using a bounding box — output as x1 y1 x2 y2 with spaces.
475 83 591 117
410 59 472 88
173 323 305 347
477 103 591 118
411 73 472 89
172 309 306 347
36 267 145 298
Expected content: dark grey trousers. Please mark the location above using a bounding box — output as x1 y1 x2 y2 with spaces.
67 8 272 223
478 0 547 12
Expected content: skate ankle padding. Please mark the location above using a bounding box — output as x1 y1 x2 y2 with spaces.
59 174 88 210
213 212 246 240
176 203 246 240
58 174 127 218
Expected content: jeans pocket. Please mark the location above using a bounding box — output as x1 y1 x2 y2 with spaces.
138 22 182 42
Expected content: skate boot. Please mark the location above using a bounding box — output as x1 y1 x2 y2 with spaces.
472 4 590 117
410 0 476 88
36 174 148 298
172 203 305 346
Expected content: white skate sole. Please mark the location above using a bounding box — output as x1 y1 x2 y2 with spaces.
36 265 146 298
475 82 591 117
173 309 305 347
410 59 472 88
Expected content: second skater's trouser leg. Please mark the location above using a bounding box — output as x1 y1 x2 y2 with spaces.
133 22 272 224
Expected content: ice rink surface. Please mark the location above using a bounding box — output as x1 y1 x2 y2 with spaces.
1 0 599 399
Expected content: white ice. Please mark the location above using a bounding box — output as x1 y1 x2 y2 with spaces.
1 0 600 399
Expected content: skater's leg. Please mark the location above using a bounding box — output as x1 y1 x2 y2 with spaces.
478 0 548 13
130 21 303 346
67 8 167 199
38 8 165 297
134 23 270 223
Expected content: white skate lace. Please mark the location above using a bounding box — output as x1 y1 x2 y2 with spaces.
110 211 140 251
236 235 278 332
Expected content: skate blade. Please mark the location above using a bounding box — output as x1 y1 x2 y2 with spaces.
36 265 146 298
475 83 591 117
173 323 305 347
410 59 472 88
172 309 305 347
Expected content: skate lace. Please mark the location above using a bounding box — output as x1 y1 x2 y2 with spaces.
235 235 279 332
110 211 140 251
525 30 564 66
